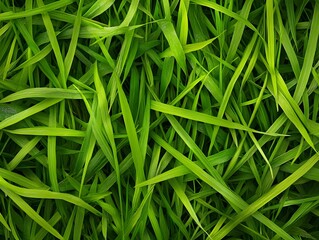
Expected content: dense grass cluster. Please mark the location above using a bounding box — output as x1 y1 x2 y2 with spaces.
0 0 319 239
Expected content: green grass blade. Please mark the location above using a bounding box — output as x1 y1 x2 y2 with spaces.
158 19 187 73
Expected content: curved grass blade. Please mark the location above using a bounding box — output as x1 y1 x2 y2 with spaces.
1 189 64 240
158 19 187 73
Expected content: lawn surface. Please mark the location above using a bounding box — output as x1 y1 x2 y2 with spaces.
1 0 319 239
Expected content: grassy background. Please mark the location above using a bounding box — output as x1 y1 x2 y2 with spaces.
1 0 319 239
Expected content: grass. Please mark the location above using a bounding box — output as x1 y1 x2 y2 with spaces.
0 0 319 239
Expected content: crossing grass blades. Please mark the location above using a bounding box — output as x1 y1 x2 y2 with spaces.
0 0 319 239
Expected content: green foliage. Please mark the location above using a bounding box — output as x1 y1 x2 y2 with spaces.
0 0 319 239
